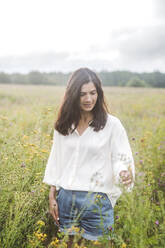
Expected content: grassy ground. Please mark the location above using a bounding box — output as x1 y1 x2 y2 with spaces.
0 84 165 248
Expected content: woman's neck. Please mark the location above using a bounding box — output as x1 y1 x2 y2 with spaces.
80 111 93 123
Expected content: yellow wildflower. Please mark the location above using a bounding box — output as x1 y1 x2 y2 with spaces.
50 238 59 246
29 143 36 147
72 226 80 233
41 149 48 153
95 194 103 200
0 115 8 120
93 240 101 245
67 225 80 234
74 244 80 248
34 231 47 241
121 243 127 248
37 220 45 226
22 135 28 140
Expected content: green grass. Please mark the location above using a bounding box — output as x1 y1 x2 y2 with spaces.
0 84 165 248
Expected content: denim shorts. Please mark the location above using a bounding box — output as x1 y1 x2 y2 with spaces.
56 187 114 241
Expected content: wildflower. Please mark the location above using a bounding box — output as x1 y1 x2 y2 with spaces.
121 243 127 248
41 149 48 153
135 152 138 155
74 243 87 248
74 244 80 248
22 135 28 140
29 143 36 147
50 237 60 246
155 220 159 225
37 220 45 226
116 215 119 219
96 194 103 199
21 162 26 168
29 240 35 246
139 160 143 164
68 226 80 233
132 137 135 141
93 240 101 245
0 115 8 120
42 234 47 240
145 131 152 136
34 231 47 241
72 226 80 233
108 226 113 231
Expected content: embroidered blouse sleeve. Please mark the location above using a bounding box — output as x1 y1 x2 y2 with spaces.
43 129 59 186
110 118 135 188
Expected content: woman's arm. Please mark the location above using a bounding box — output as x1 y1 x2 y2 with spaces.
49 185 59 226
111 118 135 189
43 130 60 225
43 130 59 186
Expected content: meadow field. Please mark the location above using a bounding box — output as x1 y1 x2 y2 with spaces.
0 84 165 248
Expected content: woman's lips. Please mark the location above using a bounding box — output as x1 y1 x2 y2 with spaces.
83 104 92 107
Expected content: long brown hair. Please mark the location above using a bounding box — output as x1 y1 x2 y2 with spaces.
55 68 109 135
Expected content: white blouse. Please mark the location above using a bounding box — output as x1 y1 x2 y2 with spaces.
43 114 135 207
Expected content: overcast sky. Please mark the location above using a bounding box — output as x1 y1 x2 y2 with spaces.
0 0 165 73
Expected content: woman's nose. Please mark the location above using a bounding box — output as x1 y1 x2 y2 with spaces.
85 94 92 102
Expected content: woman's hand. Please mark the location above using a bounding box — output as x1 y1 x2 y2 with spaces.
119 170 133 186
49 186 59 226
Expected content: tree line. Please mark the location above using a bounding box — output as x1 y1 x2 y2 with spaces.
0 70 165 87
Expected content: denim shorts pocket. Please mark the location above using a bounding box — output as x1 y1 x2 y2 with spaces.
105 194 113 209
56 187 62 201
100 193 113 210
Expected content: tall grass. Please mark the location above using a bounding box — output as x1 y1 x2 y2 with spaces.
0 84 165 247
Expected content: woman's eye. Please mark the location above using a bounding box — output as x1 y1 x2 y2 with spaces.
80 91 96 96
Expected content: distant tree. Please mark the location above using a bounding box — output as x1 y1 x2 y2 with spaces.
152 71 165 88
11 73 28 84
27 71 49 85
126 77 148 87
0 72 11 84
0 70 165 88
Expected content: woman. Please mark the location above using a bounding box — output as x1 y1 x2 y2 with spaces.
43 68 135 243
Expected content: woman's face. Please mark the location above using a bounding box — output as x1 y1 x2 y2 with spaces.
79 82 98 113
